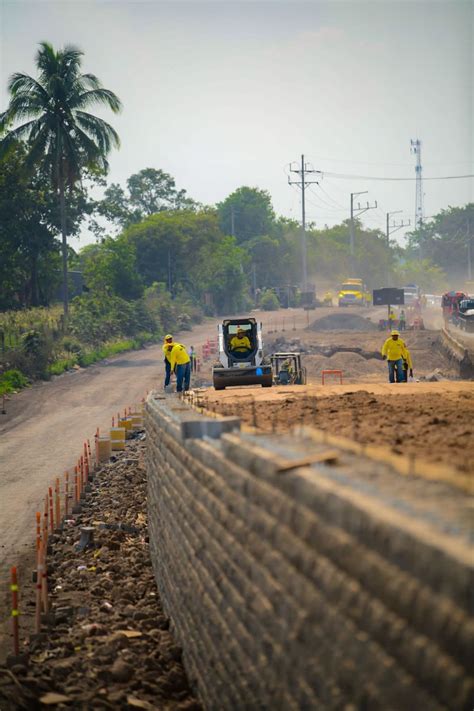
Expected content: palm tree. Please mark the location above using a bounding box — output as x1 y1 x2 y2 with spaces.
0 42 121 318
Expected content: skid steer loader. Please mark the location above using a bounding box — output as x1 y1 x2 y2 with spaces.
212 318 273 390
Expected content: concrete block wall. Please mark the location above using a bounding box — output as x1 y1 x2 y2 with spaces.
145 396 473 711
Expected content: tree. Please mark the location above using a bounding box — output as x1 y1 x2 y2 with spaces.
0 41 121 318
406 204 474 284
217 187 275 243
98 168 198 230
0 141 61 309
79 237 143 300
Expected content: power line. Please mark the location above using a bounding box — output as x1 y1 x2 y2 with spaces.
320 171 473 181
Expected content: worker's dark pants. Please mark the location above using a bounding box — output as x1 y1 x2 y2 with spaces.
164 359 171 387
388 359 403 383
176 362 191 392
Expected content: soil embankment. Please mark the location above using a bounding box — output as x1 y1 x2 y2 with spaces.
203 383 474 476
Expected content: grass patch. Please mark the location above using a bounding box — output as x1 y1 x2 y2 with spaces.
0 369 29 396
48 333 160 374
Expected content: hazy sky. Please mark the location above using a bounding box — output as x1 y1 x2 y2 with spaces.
1 0 472 248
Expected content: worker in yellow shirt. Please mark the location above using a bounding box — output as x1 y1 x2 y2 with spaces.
399 345 413 382
169 342 191 392
229 328 251 354
162 334 174 389
381 330 409 383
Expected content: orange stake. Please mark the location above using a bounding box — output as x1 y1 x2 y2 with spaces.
80 456 84 490
55 478 60 529
43 495 48 547
10 567 19 655
36 512 41 551
112 416 114 427
65 472 69 516
48 487 54 533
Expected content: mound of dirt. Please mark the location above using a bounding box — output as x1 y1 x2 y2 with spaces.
310 313 377 331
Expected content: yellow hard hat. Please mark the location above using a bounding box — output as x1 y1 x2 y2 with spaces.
164 334 173 342
391 330 400 336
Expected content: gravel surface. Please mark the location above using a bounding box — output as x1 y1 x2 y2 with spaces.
0 435 201 711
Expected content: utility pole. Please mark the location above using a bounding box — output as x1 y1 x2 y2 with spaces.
350 191 377 264
386 211 410 284
288 154 320 290
386 211 411 246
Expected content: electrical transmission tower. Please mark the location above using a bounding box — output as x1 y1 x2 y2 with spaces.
288 155 321 290
350 191 377 264
410 139 424 228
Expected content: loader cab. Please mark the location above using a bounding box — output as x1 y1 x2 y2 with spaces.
219 318 261 367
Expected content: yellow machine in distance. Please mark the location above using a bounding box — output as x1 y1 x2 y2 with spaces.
338 278 370 307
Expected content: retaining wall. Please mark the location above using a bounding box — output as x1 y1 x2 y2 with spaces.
145 394 473 711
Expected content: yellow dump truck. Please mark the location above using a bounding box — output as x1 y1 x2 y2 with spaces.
338 278 370 307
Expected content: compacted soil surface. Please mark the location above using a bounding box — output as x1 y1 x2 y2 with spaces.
0 434 200 711
202 382 474 475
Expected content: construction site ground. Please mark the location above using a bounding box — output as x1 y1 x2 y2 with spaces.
202 381 474 476
1 305 473 669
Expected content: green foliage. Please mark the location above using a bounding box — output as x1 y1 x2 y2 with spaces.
406 204 473 286
217 186 276 243
68 292 157 346
98 168 198 230
0 41 121 316
0 368 29 395
260 289 280 311
0 142 62 309
79 237 143 300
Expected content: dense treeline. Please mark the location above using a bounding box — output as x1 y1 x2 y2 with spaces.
2 150 472 316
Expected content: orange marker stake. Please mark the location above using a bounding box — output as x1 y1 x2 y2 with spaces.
80 456 84 491
87 439 92 462
48 487 54 533
36 512 41 551
65 472 69 516
55 478 60 529
35 544 43 633
112 416 114 427
43 496 48 547
10 567 19 655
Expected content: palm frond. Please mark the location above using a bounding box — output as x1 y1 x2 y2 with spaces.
1 118 41 143
69 73 102 96
74 111 121 150
71 88 122 113
36 42 58 80
7 73 49 101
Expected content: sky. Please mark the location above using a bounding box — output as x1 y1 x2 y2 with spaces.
1 0 473 249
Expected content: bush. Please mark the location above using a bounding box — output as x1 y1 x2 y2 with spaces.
0 368 29 395
260 289 280 311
